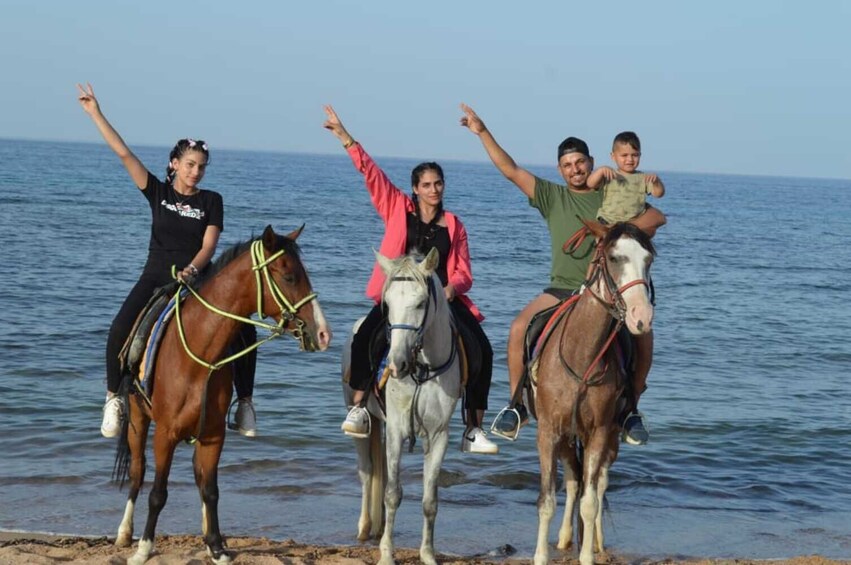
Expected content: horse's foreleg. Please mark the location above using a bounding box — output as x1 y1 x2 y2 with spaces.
127 431 177 565
194 439 230 564
117 402 150 547
379 421 404 565
534 428 558 565
578 437 605 565
354 433 373 541
419 429 449 565
557 442 580 550
595 465 609 553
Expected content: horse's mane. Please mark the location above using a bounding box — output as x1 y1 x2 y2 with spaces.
603 222 657 256
194 232 302 288
380 254 431 298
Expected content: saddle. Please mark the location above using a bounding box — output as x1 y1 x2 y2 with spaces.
520 296 635 418
118 282 184 398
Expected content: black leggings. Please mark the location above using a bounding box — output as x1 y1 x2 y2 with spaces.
348 300 493 411
105 267 256 398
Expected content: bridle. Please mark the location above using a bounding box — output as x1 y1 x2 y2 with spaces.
385 275 457 384
559 235 651 384
173 239 319 371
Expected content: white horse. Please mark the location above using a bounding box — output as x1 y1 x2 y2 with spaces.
342 248 461 565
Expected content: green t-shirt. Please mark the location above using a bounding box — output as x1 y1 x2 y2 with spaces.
530 176 603 291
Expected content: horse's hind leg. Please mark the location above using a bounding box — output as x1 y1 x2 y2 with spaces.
379 421 404 565
116 398 150 547
534 427 558 565
557 440 580 550
419 429 449 565
127 430 178 565
194 439 230 564
354 431 373 541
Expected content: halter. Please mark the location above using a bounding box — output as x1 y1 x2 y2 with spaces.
385 275 456 384
172 239 318 371
559 235 651 385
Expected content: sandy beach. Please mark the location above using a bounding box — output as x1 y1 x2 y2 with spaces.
0 532 846 565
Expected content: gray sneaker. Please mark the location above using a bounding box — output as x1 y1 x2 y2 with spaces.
341 406 370 438
234 398 257 437
622 411 649 445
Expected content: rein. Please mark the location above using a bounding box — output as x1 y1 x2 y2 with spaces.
171 240 317 371
385 274 458 452
558 238 649 385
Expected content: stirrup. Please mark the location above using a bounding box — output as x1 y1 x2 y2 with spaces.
226 398 239 432
489 406 522 442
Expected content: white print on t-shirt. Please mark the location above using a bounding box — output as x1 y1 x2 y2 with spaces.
161 200 206 220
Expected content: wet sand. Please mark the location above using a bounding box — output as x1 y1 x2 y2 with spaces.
0 531 845 564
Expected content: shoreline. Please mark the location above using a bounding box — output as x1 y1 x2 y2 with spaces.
1 531 847 565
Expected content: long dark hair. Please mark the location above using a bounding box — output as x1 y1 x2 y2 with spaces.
409 162 445 253
165 138 210 185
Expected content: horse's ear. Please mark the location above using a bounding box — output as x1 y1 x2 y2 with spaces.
419 247 439 274
262 225 278 249
374 249 396 275
580 218 609 240
285 224 305 241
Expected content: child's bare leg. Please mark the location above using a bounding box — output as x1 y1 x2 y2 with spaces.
630 205 667 237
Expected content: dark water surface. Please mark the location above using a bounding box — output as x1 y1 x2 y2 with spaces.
1 139 849 559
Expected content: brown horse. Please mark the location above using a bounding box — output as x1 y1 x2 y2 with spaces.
113 225 331 565
532 221 655 565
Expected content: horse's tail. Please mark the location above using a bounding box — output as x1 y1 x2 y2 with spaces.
111 376 132 487
368 414 385 539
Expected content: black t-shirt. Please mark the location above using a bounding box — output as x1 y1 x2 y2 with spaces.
405 212 450 286
142 172 224 271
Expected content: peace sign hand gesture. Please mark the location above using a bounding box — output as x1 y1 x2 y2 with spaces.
76 83 101 116
323 105 354 147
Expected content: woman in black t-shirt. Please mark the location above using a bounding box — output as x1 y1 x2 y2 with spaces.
77 84 258 439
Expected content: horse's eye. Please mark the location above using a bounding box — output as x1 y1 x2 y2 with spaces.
608 254 619 264
416 300 426 309
282 274 296 284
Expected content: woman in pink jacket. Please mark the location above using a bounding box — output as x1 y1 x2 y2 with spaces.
324 106 497 455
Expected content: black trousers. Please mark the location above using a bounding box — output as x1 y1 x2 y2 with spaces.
348 300 493 411
105 264 256 398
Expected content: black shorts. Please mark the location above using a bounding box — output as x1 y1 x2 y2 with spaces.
543 287 576 301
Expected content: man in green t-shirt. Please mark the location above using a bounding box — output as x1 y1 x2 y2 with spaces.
459 103 656 445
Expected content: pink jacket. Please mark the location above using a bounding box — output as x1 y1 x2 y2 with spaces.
347 143 484 321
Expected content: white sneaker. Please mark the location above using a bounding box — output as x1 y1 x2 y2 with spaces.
461 427 499 455
341 406 370 438
101 396 125 438
235 398 257 437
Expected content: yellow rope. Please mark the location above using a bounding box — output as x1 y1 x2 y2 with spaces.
170 240 317 371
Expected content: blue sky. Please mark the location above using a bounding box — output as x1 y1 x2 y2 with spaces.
2 0 849 178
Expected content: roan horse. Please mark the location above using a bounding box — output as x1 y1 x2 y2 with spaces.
342 249 461 565
532 220 655 565
113 225 331 565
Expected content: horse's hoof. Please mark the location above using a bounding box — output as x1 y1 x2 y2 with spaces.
206 545 233 564
127 539 153 565
115 532 132 548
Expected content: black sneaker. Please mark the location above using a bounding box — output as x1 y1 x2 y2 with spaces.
490 404 529 441
622 411 649 445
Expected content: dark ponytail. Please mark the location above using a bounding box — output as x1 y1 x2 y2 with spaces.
165 138 210 185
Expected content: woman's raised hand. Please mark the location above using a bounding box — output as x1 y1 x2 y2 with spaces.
323 105 354 146
76 83 101 116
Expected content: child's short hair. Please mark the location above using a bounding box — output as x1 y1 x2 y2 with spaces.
613 131 641 152
557 137 590 161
